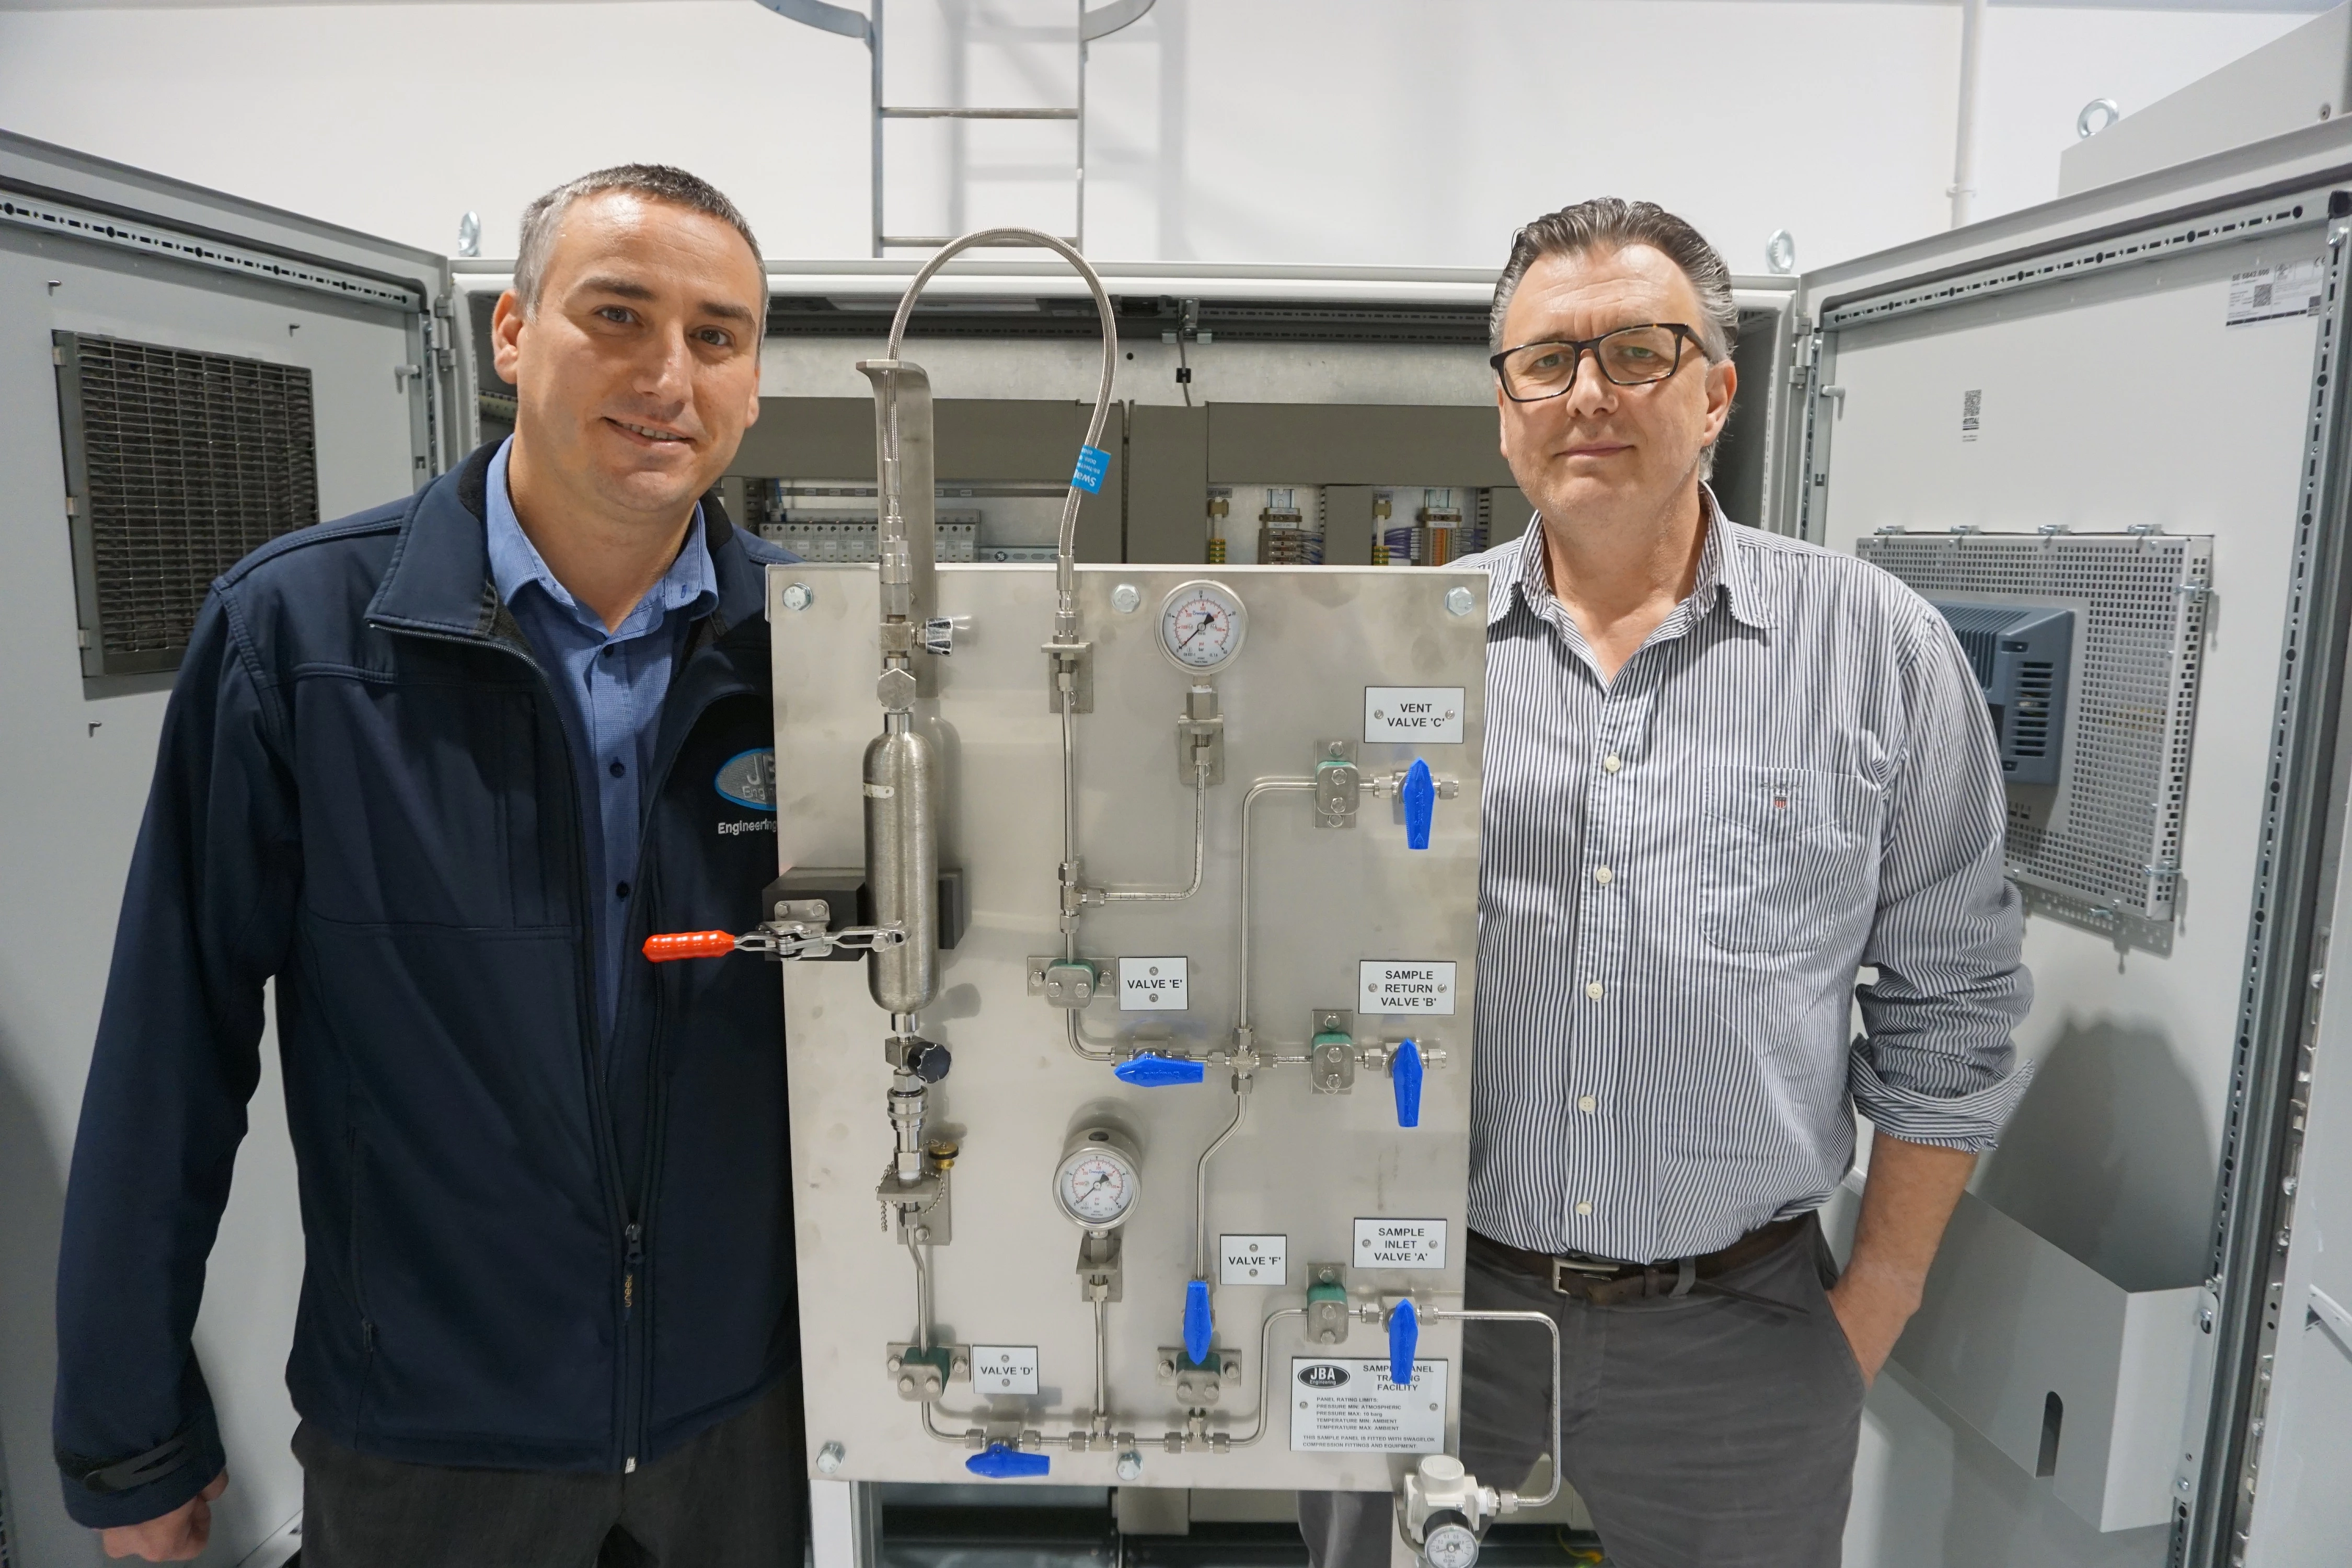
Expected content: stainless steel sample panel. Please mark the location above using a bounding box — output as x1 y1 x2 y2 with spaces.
771 562 1485 1490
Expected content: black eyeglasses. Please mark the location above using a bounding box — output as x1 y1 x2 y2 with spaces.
1489 323 1704 402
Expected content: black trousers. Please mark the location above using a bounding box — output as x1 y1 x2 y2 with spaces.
1299 1217 1866 1568
292 1377 806 1568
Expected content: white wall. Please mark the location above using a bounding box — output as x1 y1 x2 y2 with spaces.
0 0 2313 278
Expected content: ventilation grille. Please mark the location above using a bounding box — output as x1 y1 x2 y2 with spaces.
55 331 319 677
1859 532 2211 951
2012 661 2057 757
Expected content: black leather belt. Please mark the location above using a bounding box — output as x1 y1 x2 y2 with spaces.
1471 1216 1810 1307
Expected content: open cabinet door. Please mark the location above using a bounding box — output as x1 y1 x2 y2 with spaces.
0 130 459 1566
1774 118 2352 1568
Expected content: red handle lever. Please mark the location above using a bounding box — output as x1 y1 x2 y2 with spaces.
642 930 741 963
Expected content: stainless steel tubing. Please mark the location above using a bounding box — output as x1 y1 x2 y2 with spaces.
1093 764 1209 903
1434 1308 1564 1509
1237 779 1316 1033
1229 1307 1307 1447
1193 1073 1251 1279
865 715 939 1013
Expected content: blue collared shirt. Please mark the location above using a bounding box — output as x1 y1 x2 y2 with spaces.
485 438 717 1042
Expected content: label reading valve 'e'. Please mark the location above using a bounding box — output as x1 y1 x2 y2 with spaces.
972 1345 1040 1396
1118 956 1189 1012
1364 687 1463 745
1361 960 1456 1016
1354 1217 1447 1270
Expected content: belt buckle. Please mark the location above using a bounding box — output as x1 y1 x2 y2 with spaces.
1550 1253 1621 1294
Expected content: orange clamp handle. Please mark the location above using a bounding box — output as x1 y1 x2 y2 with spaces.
642 930 741 963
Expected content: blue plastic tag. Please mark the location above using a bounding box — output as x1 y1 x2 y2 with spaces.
1071 444 1111 494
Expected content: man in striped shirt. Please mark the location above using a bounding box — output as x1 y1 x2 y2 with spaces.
1302 201 2031 1567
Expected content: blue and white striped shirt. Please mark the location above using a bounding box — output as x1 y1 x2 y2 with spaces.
1462 497 2033 1263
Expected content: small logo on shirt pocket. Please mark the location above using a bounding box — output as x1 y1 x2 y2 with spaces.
715 748 777 811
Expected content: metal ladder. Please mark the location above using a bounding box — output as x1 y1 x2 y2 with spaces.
757 0 1156 256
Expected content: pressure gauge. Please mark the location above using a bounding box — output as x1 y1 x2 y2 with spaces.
1054 1126 1141 1229
1158 580 1248 674
1421 1517 1482 1568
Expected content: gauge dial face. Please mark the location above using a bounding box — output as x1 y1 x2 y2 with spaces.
1056 1145 1139 1228
1423 1523 1481 1568
1159 581 1247 673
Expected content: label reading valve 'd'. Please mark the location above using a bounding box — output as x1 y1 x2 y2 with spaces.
1289 1358 1448 1452
1118 956 1189 1012
1354 1217 1447 1270
1361 960 1456 1016
1364 688 1463 745
972 1345 1040 1396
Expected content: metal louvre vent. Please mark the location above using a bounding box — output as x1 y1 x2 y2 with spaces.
54 330 319 677
1858 532 2212 953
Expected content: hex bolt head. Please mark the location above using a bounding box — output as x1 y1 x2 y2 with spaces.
781 581 815 612
898 1375 915 1394
1445 586 1476 617
1111 583 1142 614
817 1441 846 1474
877 666 919 711
1116 1450 1144 1481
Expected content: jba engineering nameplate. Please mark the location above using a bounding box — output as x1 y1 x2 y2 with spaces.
1289 1358 1449 1452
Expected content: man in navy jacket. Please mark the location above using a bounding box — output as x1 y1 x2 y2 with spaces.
54 165 803 1565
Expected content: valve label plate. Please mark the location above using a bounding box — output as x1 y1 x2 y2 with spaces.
972 1345 1039 1396
1363 687 1463 745
1118 956 1189 1011
1354 1218 1447 1270
1220 1234 1288 1285
1360 960 1456 1016
1288 1358 1448 1451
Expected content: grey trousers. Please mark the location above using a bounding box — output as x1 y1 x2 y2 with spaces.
1298 1217 1865 1568
292 1376 806 1568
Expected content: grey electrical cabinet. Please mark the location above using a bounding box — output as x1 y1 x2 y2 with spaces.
1927 601 2072 787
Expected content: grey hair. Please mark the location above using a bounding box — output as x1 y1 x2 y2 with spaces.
513 164 765 316
1489 198 1737 361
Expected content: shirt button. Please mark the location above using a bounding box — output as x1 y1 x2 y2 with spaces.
602 646 617 659
1602 754 1622 774
1594 865 1613 886
1578 1095 1597 1114
1575 1201 1594 1217
1585 980 1605 1000
615 881 631 900
609 759 626 778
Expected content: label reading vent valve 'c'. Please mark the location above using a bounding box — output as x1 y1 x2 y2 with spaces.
1364 688 1463 745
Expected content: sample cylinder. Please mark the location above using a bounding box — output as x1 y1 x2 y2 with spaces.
864 719 940 1013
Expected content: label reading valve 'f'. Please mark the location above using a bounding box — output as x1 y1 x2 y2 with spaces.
1361 961 1456 1016
1353 1218 1447 1269
1364 688 1463 745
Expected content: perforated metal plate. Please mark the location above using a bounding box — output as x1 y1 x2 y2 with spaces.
1857 532 2212 952
53 330 320 677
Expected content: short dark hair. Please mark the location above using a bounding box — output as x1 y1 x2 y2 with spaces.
513 164 765 316
1489 198 1736 360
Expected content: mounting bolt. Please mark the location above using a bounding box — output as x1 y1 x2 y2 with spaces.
1445 586 1476 617
1116 1449 1144 1481
817 1441 846 1474
1111 583 1142 614
780 581 814 612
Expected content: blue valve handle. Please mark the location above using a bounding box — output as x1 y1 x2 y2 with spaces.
1184 1278 1214 1365
1388 1297 1419 1389
1392 1037 1424 1128
1402 759 1436 850
1115 1054 1206 1087
966 1443 1052 1479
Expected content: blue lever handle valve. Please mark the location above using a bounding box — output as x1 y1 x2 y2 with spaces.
1402 759 1436 850
1392 1038 1424 1128
1388 1297 1420 1388
1115 1053 1206 1087
966 1443 1052 1479
1183 1277 1214 1365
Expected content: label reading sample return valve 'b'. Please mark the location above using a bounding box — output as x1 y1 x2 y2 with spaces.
1361 961 1456 1016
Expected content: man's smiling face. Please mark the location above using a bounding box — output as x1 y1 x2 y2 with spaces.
1495 243 1734 533
492 189 765 522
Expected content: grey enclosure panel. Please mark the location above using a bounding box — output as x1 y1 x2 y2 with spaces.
1205 405 1511 487
53 330 321 677
1321 486 1378 567
1858 533 2210 950
735 396 1122 562
1925 600 2074 788
1127 402 1209 565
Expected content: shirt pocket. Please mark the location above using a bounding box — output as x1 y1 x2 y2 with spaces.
1698 766 1882 954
